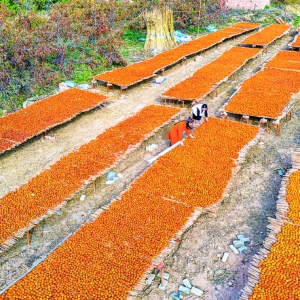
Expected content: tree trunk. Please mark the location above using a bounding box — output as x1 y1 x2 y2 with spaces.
144 6 177 53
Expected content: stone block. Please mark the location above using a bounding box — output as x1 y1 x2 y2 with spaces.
237 234 245 240
179 285 191 295
170 292 181 300
221 252 229 263
229 245 239 255
191 286 204 297
233 240 244 248
146 273 155 285
183 278 192 289
158 280 168 290
158 271 170 280
238 246 248 253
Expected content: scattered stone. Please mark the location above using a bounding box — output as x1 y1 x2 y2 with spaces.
183 278 192 289
191 286 204 297
233 240 244 248
221 252 229 263
146 273 155 285
228 280 234 287
240 237 251 244
80 195 86 201
146 144 158 152
157 271 170 280
170 292 181 300
238 245 248 253
229 245 239 255
179 285 191 295
158 280 169 290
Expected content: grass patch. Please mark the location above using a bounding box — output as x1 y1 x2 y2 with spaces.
120 29 146 61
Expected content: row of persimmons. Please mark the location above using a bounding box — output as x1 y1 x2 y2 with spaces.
249 169 300 299
0 105 181 246
1 117 259 299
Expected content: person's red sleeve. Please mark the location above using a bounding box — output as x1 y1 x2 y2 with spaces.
185 128 191 135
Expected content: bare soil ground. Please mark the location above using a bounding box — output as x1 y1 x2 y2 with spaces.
0 30 298 300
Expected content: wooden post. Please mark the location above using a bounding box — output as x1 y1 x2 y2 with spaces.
259 118 269 133
93 181 96 193
240 115 250 124
26 231 30 245
120 86 128 97
286 110 292 121
161 68 165 76
154 261 165 287
107 83 113 94
271 122 281 136
37 224 42 238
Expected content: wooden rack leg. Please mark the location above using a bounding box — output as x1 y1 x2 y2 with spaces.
286 110 292 121
93 181 96 193
276 124 281 136
161 68 165 76
107 83 113 94
26 231 30 245
37 224 42 238
42 132 45 140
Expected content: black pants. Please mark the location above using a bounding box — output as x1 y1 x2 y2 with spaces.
192 110 208 121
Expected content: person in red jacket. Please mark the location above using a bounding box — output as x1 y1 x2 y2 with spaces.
166 118 195 146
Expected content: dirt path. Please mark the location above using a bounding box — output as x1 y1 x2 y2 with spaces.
0 30 297 299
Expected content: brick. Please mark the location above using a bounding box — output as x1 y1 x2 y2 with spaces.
183 278 192 289
191 286 204 297
179 285 191 295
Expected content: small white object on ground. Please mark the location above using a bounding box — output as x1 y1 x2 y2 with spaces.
191 286 204 297
146 144 158 152
183 278 192 288
229 245 239 255
146 273 155 284
44 136 56 140
105 180 115 185
238 245 248 253
80 195 86 201
221 252 229 263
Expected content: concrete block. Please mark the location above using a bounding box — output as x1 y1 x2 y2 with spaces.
221 252 229 263
229 245 239 255
170 292 181 300
238 246 248 253
106 180 115 185
240 237 250 244
158 271 170 280
237 234 245 240
158 280 168 290
183 278 192 289
233 240 244 248
179 285 191 295
146 273 155 285
191 286 204 297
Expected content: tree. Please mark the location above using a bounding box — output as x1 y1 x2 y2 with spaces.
272 0 299 22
